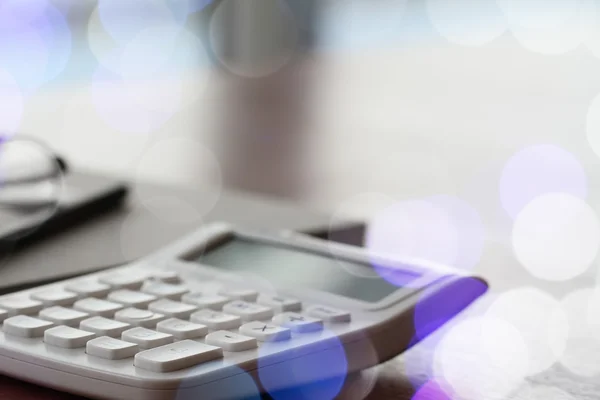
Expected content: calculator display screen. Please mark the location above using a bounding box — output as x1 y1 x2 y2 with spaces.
194 237 419 303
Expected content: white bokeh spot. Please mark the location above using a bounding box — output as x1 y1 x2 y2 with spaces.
485 287 568 375
512 193 600 281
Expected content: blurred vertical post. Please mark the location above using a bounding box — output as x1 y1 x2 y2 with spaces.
210 0 319 200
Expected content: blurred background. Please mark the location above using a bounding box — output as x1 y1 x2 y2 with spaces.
5 0 600 276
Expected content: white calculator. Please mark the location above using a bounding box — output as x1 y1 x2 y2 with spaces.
0 223 487 400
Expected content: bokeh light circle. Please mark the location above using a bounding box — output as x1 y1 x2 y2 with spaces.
433 316 529 400
485 287 568 375
134 137 222 223
498 0 592 54
426 0 507 46
511 193 600 282
258 329 348 400
411 380 454 400
0 69 24 135
499 144 588 220
328 192 396 279
366 199 459 272
0 0 71 91
560 288 600 376
318 0 408 50
91 66 183 134
210 0 298 78
97 0 188 45
413 277 489 343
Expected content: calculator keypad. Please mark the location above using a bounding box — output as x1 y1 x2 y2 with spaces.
0 270 353 374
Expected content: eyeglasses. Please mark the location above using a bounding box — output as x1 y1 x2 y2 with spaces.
0 136 67 211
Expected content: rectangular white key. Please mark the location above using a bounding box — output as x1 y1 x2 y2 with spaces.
239 321 291 342
99 272 145 290
181 292 230 310
218 288 258 302
107 290 157 308
3 315 54 338
44 326 95 348
148 299 197 319
141 282 188 300
122 327 173 349
115 308 165 328
31 290 78 307
190 309 241 330
0 309 9 323
257 294 302 313
156 318 208 340
0 298 43 316
222 301 273 322
73 298 123 318
80 317 130 337
39 306 89 327
86 336 139 360
205 330 257 352
134 340 222 373
306 306 351 323
65 281 111 298
272 313 323 333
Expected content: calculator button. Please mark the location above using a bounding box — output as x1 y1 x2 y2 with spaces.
99 272 145 290
86 336 139 360
156 318 208 340
65 281 111 298
148 299 198 319
31 290 78 307
181 292 230 310
239 321 291 342
80 317 131 337
115 308 165 328
39 307 89 327
218 288 258 302
74 298 123 318
272 313 323 333
0 309 8 323
108 290 157 309
222 301 274 322
0 298 43 316
141 282 189 300
134 340 223 373
3 315 54 338
306 306 351 323
205 330 258 352
148 271 181 284
190 310 241 330
257 294 302 313
122 327 173 349
44 326 95 349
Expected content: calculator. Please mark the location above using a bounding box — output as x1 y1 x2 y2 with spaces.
0 223 487 400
